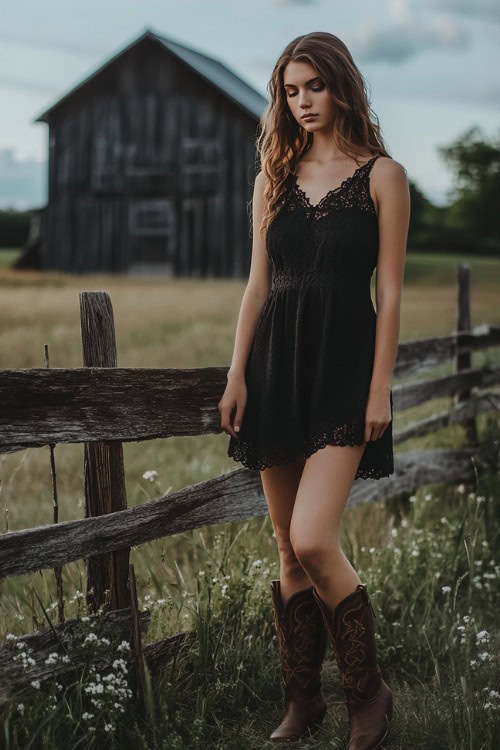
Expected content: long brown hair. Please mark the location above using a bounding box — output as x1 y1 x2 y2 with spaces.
255 31 391 233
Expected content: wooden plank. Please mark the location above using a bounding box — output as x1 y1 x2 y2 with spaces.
392 365 500 410
394 390 500 444
394 324 500 378
0 365 228 452
0 449 479 580
1 363 499 453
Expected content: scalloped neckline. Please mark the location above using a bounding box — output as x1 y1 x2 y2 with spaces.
291 155 378 210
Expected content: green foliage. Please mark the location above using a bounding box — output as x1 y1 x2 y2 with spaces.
406 125 500 255
0 210 30 248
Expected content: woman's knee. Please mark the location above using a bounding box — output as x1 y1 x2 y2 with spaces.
291 538 340 579
273 525 302 567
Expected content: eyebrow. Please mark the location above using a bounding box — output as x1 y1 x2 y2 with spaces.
283 76 321 89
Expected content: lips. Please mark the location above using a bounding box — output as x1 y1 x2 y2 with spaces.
302 114 318 120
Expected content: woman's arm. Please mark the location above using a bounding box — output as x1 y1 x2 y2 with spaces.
365 157 410 440
227 170 272 379
219 171 272 438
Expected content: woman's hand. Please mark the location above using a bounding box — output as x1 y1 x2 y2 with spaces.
364 383 392 442
218 373 248 440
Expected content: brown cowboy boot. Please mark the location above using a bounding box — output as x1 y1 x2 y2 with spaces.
312 583 392 750
269 579 329 742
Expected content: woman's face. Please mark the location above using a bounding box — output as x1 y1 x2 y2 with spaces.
283 60 334 131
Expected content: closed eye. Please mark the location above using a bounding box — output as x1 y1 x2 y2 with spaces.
287 84 325 97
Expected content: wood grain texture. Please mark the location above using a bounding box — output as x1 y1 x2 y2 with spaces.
0 366 227 453
0 449 481 581
0 352 498 455
80 292 130 612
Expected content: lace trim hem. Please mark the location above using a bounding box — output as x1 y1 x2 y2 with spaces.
227 423 394 480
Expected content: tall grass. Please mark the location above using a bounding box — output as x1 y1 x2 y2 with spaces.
1 260 499 747
2 419 500 748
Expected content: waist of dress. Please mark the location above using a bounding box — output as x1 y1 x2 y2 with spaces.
270 269 372 291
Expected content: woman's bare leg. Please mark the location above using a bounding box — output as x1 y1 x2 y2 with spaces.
289 442 367 610
260 454 313 605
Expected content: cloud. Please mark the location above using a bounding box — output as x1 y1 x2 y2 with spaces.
354 3 469 63
0 76 59 95
0 31 102 57
429 0 500 24
270 0 317 5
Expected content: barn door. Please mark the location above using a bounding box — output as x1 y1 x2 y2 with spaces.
128 199 176 274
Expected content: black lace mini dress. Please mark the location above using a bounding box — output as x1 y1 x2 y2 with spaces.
227 154 394 480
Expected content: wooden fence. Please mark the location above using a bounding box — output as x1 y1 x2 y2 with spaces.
1 263 499 706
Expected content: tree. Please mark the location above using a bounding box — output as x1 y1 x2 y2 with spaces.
438 126 500 253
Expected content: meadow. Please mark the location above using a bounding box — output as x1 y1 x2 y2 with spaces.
0 250 499 748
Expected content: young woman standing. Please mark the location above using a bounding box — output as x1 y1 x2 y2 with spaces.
219 31 410 748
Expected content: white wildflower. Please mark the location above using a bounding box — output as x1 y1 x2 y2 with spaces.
476 631 490 646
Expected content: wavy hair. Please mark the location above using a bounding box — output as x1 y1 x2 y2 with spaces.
255 31 391 233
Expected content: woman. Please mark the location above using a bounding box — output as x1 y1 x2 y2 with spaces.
218 31 409 748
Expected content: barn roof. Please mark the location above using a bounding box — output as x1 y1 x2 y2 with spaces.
34 28 268 123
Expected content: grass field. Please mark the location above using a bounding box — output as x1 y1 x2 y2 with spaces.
1 253 499 748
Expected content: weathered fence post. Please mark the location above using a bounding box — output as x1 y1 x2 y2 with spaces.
455 264 478 445
80 292 130 613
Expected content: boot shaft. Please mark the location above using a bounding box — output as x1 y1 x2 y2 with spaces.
269 579 328 698
312 583 381 698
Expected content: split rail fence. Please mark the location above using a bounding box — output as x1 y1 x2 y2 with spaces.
0 263 499 706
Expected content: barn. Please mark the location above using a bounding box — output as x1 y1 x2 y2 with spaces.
21 29 268 276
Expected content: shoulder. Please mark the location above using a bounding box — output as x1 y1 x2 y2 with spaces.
372 156 408 187
254 170 268 194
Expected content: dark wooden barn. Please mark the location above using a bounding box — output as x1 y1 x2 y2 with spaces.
22 29 267 276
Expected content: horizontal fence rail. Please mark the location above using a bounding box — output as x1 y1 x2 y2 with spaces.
0 447 482 581
0 329 499 454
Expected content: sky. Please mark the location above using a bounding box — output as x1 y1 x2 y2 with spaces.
1 0 499 209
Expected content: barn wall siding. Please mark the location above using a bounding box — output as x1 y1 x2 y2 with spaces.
42 38 260 277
